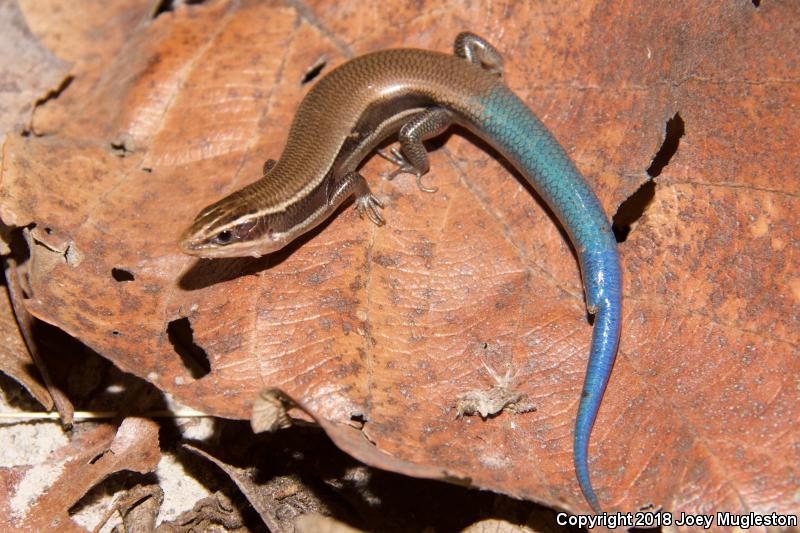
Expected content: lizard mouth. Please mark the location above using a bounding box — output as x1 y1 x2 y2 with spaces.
177 232 288 259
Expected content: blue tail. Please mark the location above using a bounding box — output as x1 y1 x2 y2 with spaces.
574 249 622 512
475 86 623 512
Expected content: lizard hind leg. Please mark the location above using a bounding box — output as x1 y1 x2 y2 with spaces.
453 32 504 76
376 106 453 193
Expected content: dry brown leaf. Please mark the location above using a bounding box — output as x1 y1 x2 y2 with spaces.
185 443 337 532
461 518 535 533
0 278 53 409
0 417 160 532
0 0 70 138
0 0 72 413
0 0 797 518
5 256 77 421
294 514 365 533
17 0 156 138
92 484 163 533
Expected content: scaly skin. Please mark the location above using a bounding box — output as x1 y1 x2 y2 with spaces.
180 32 622 512
475 85 622 512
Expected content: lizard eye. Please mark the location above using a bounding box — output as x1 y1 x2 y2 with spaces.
213 230 233 245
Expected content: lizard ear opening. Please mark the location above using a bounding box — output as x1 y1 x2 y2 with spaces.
211 218 259 246
234 218 259 239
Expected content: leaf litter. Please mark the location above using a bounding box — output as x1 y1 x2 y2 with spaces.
0 0 797 529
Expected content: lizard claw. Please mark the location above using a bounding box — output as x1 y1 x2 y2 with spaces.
415 173 438 194
377 147 412 179
377 148 438 193
356 193 385 226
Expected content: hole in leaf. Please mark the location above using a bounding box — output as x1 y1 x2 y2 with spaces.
612 112 684 242
152 0 206 18
110 140 132 157
111 330 121 336
612 180 656 242
301 59 326 85
646 112 684 178
88 450 109 464
167 317 210 378
111 268 135 282
38 75 74 105
151 0 172 16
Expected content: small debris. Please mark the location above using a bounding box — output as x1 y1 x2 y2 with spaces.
160 491 243 532
455 367 536 419
91 484 163 533
251 388 296 433
185 444 339 532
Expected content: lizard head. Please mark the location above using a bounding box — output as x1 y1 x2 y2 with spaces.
178 188 290 259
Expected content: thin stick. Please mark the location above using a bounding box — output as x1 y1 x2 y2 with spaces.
0 409 209 422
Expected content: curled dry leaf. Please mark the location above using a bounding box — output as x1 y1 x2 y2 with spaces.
0 417 160 532
5 255 76 422
0 279 53 409
0 0 797 518
92 484 163 533
185 443 336 533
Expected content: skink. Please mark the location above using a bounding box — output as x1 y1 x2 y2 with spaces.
179 32 622 513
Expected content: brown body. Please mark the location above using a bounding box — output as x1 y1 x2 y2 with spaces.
179 48 501 258
179 33 622 514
